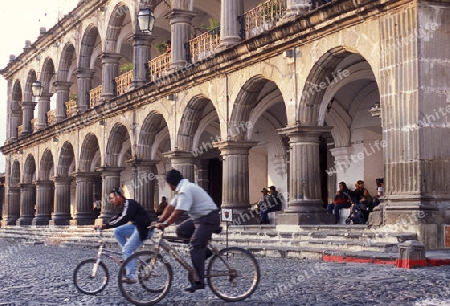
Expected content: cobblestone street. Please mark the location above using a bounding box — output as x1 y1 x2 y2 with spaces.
1 239 450 306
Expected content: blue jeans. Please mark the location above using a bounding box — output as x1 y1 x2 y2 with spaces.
114 223 153 279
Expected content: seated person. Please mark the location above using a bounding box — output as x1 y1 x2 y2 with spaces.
327 181 352 224
347 195 369 224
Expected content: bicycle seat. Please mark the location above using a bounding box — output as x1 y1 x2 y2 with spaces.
213 226 223 234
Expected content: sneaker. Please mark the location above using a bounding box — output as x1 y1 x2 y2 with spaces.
122 277 137 284
184 281 205 293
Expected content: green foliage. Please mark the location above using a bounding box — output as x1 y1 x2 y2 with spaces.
69 94 77 101
156 41 168 54
119 63 133 74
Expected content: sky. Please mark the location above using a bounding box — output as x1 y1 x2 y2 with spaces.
0 0 79 173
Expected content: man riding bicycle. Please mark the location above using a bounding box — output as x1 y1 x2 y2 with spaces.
154 169 220 293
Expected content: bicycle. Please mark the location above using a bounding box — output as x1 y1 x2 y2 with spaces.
117 226 261 305
73 228 125 295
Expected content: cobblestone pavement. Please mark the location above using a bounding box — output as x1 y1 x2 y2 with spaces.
1 239 450 306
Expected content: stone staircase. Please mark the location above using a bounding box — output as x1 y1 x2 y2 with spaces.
0 224 417 264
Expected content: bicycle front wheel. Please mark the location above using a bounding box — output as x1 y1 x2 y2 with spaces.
207 247 260 302
118 251 173 306
73 259 109 295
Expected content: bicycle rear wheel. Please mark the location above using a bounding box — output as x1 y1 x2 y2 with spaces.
73 259 109 295
118 251 172 306
207 247 260 302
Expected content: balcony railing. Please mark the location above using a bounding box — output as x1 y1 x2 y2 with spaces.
148 53 171 82
65 99 77 118
242 0 287 40
47 109 57 126
115 70 133 96
18 125 23 136
90 85 103 108
188 27 220 64
31 118 37 133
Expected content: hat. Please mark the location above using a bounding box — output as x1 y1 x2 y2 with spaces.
261 188 268 193
268 186 276 191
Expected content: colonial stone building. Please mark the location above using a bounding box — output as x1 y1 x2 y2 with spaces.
1 0 449 249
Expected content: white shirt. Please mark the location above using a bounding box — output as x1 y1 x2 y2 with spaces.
170 179 218 220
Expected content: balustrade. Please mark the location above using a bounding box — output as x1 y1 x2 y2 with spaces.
90 85 103 108
189 27 220 64
115 70 133 96
242 0 286 39
147 53 171 82
65 99 77 117
47 109 57 126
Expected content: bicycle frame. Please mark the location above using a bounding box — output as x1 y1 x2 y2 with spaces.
91 229 122 276
144 229 234 280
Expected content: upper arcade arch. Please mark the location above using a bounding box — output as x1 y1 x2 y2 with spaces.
79 133 101 172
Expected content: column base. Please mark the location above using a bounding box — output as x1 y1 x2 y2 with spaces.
49 219 71 226
225 207 260 226
32 216 51 226
50 213 72 226
71 212 97 226
16 216 34 226
277 212 334 225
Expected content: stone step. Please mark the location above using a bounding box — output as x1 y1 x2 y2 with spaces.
0 225 416 262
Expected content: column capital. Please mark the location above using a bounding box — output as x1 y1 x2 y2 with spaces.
51 176 74 184
213 140 258 155
163 150 195 160
169 8 197 24
95 167 126 176
71 171 100 180
278 125 332 139
35 180 54 188
52 81 73 90
99 52 122 63
19 182 35 189
21 101 37 110
37 92 54 100
125 158 159 168
76 68 96 78
127 33 155 45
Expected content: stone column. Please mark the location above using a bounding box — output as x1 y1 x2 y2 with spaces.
278 126 332 225
286 0 311 17
34 93 53 131
10 109 21 140
71 172 97 226
196 159 209 190
329 146 353 177
53 81 72 122
97 167 125 222
129 33 154 89
213 140 258 217
17 183 35 226
220 0 244 47
5 186 20 225
164 150 195 182
169 9 196 69
76 68 95 112
21 101 37 135
32 181 54 226
127 159 158 218
100 53 121 101
50 176 73 226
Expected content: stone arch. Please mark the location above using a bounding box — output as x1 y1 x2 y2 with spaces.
23 155 36 184
106 123 130 166
10 80 23 139
105 3 131 53
231 75 286 140
39 149 54 181
24 70 37 102
40 57 55 94
79 25 101 69
57 43 77 82
57 142 76 177
137 111 168 160
10 160 20 187
177 95 218 151
79 133 100 172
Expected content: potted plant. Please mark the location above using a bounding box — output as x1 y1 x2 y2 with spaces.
156 41 168 54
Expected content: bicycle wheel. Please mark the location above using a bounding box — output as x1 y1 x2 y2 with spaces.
118 251 172 306
207 247 260 302
73 259 109 295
